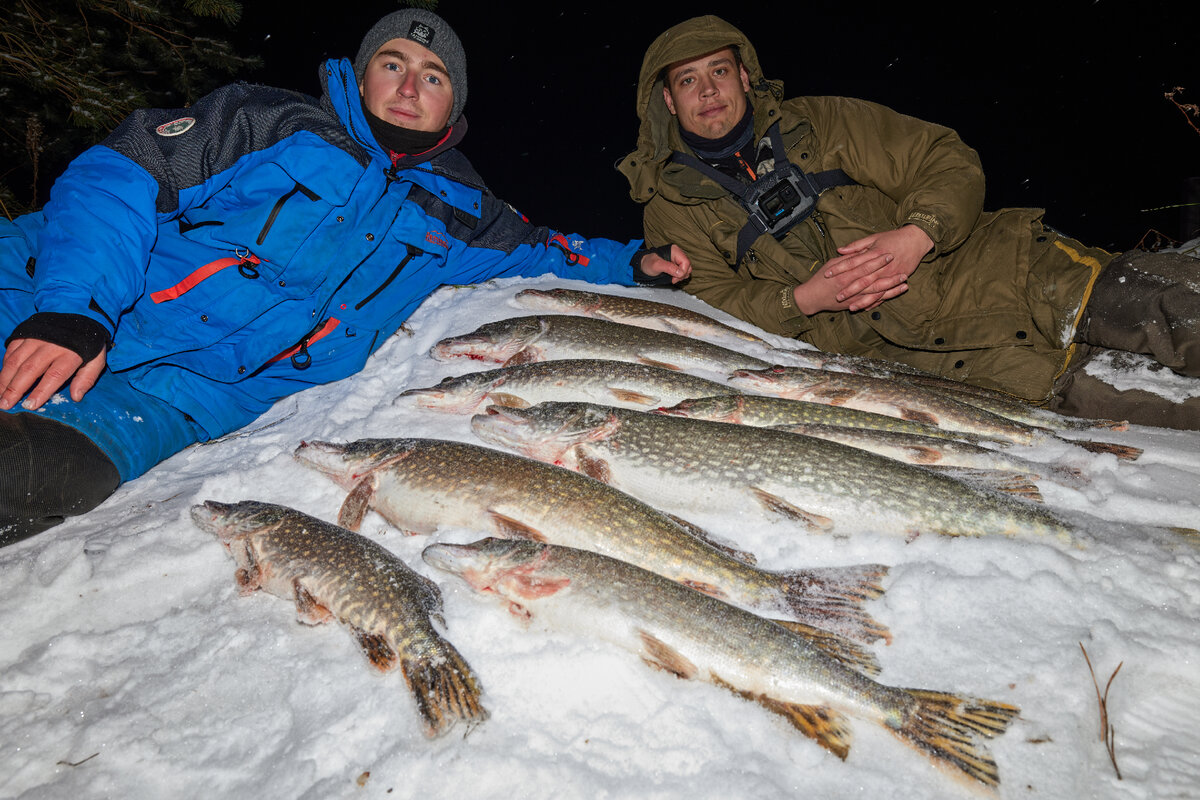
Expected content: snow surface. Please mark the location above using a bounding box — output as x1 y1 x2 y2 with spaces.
2 276 1198 800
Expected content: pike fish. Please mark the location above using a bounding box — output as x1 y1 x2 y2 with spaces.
511 287 776 348
728 366 1142 460
395 359 741 415
470 402 1079 541
423 538 1020 790
191 500 487 737
429 314 773 374
293 437 891 644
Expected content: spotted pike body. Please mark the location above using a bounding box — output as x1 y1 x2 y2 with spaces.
470 402 1079 542
429 314 773 374
190 500 487 738
395 359 740 415
424 538 1019 790
293 437 891 644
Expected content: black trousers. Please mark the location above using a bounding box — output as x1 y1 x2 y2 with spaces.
1052 250 1200 430
0 412 121 547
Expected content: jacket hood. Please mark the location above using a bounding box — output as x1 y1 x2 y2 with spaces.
618 15 784 202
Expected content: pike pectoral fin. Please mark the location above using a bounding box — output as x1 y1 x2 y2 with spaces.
636 356 682 370
486 392 531 409
751 488 834 531
712 674 852 759
576 452 612 483
1073 439 1143 461
769 620 881 676
293 580 334 625
681 579 729 600
487 511 547 542
638 630 698 679
337 477 375 531
896 407 940 426
808 388 858 406
502 348 540 366
611 388 658 406
352 625 399 672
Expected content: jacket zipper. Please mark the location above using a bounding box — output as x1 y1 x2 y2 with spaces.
355 243 421 310
257 182 321 246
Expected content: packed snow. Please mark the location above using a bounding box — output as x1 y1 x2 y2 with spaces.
2 274 1198 800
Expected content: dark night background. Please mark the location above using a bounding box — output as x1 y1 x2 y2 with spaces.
233 2 1197 253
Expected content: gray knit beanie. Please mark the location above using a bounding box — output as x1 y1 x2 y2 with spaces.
354 9 467 126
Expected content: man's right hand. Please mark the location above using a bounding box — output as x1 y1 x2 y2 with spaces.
0 339 107 411
792 250 908 315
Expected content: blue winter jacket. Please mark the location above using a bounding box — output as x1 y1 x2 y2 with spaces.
8 59 645 440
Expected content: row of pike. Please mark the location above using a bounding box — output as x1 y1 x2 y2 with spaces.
190 287 1156 792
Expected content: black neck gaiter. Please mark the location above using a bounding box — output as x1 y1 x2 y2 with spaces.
680 101 755 159
362 99 448 156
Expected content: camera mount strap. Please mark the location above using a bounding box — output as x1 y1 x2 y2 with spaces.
672 122 855 266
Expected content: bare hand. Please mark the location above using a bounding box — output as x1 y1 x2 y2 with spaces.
0 339 107 411
793 249 909 315
640 244 692 284
825 225 934 309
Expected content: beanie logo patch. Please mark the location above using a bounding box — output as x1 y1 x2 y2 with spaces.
407 21 434 47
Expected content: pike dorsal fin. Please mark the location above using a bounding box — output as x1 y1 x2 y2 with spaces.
768 620 881 676
666 514 758 566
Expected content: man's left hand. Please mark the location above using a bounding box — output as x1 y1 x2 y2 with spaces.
640 244 692 284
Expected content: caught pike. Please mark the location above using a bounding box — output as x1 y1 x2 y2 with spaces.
293 437 891 644
429 314 773 374
423 538 1020 790
190 500 487 738
470 402 1079 542
512 287 776 348
656 394 1003 443
728 366 1142 460
395 359 741 414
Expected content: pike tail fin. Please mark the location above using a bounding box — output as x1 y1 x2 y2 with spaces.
400 638 489 738
779 564 892 645
891 688 1019 790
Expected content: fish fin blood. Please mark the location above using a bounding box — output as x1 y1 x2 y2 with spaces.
778 564 892 645
293 579 334 625
891 688 1019 790
1071 439 1143 461
638 630 698 679
896 407 941 426
898 445 945 464
610 388 658 406
486 392 531 409
502 349 540 366
636 356 682 371
712 674 853 760
399 637 489 738
768 620 882 677
576 451 613 484
751 488 834 531
233 541 263 595
351 625 399 672
337 477 375 531
667 514 759 566
926 467 1045 502
487 511 547 542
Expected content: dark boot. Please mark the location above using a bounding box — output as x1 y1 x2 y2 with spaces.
1 412 121 547
1076 249 1200 377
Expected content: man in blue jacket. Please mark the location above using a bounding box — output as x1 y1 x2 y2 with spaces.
0 9 691 545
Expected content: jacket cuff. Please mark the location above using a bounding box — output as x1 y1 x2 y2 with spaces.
777 285 815 335
902 212 945 258
6 312 111 362
631 244 676 286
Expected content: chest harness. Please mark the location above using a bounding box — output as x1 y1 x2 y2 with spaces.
671 121 856 267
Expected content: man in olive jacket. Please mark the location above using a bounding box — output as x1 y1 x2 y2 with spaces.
620 15 1200 429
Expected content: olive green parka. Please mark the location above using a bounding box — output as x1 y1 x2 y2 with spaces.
619 15 1111 402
